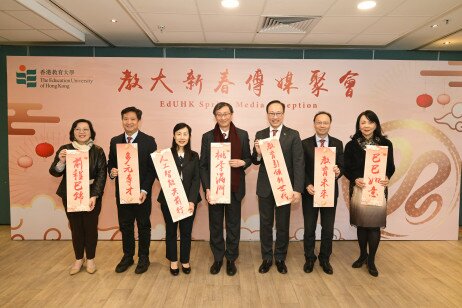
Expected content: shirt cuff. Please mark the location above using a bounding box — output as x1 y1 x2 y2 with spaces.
55 161 65 172
141 189 148 195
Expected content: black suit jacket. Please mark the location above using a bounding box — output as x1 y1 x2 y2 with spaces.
199 127 252 202
251 125 305 197
107 131 157 204
301 135 344 204
49 144 107 200
157 150 201 205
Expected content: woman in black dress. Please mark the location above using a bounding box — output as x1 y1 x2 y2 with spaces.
157 123 200 276
344 110 395 277
49 119 107 275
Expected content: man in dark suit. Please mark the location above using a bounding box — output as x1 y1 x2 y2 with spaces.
107 106 157 274
200 102 251 276
252 100 304 274
301 111 343 275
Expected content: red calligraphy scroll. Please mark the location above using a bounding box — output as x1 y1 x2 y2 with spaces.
210 142 231 204
362 145 388 206
258 138 293 206
116 143 141 204
152 149 192 222
314 147 336 207
65 150 90 212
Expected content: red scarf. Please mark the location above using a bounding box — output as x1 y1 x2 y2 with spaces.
213 122 242 193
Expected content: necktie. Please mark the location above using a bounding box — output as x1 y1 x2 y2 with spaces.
127 136 132 143
320 139 325 147
178 155 184 166
272 129 277 137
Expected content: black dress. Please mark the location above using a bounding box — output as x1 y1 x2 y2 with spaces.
344 136 395 228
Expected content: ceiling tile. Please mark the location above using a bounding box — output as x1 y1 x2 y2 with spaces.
205 32 254 44
155 31 205 43
201 14 260 32
139 13 202 32
263 0 336 16
300 33 356 45
0 11 31 29
325 0 405 16
311 16 380 34
41 29 81 41
0 0 27 10
127 0 197 14
253 33 305 44
363 16 431 35
390 0 461 16
6 10 59 30
348 34 399 45
197 0 265 15
0 29 54 41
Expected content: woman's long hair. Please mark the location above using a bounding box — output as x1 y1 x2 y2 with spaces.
171 122 192 160
351 110 387 141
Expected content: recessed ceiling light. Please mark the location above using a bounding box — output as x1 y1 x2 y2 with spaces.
357 1 376 10
443 41 451 45
111 18 117 23
221 0 239 9
431 24 438 28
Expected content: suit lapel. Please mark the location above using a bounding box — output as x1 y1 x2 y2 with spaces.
279 125 289 150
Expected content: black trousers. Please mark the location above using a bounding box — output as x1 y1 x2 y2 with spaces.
160 202 196 263
117 197 152 258
302 194 337 262
63 197 102 260
258 195 291 261
208 193 241 262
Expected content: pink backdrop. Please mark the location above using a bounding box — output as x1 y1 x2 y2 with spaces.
7 56 461 240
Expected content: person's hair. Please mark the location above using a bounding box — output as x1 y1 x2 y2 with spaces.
69 119 96 141
121 106 142 120
352 110 386 140
171 122 192 160
213 102 233 115
266 100 285 113
313 111 332 122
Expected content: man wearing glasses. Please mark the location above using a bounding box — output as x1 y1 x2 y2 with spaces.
200 102 251 276
252 100 304 274
301 111 343 275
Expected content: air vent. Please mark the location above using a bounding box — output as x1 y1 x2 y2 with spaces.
258 16 321 34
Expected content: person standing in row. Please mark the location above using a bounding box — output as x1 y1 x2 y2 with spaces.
252 100 304 274
200 102 252 276
108 106 157 274
158 123 200 276
50 119 107 275
301 111 343 275
344 110 395 277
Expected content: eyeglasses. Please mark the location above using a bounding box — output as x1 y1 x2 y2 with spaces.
315 121 330 126
74 128 90 132
268 112 284 118
216 112 231 118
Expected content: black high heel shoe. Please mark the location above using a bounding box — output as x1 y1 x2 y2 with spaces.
352 254 368 268
170 263 180 276
367 262 379 277
181 264 191 274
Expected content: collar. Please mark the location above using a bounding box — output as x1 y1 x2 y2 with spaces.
125 130 139 142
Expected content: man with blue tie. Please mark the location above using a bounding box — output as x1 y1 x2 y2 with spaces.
108 106 157 274
301 111 343 275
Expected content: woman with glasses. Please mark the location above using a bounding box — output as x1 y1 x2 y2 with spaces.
344 110 395 277
49 119 107 275
158 123 200 276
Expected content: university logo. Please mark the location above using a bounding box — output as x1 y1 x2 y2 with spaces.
16 65 36 88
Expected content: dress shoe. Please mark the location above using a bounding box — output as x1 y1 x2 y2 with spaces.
319 260 333 275
258 260 272 274
115 255 134 273
135 256 150 274
367 262 379 277
303 259 315 273
86 259 97 274
69 259 84 275
181 264 191 274
210 261 223 275
352 254 368 268
275 260 288 274
170 267 179 276
226 260 237 276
